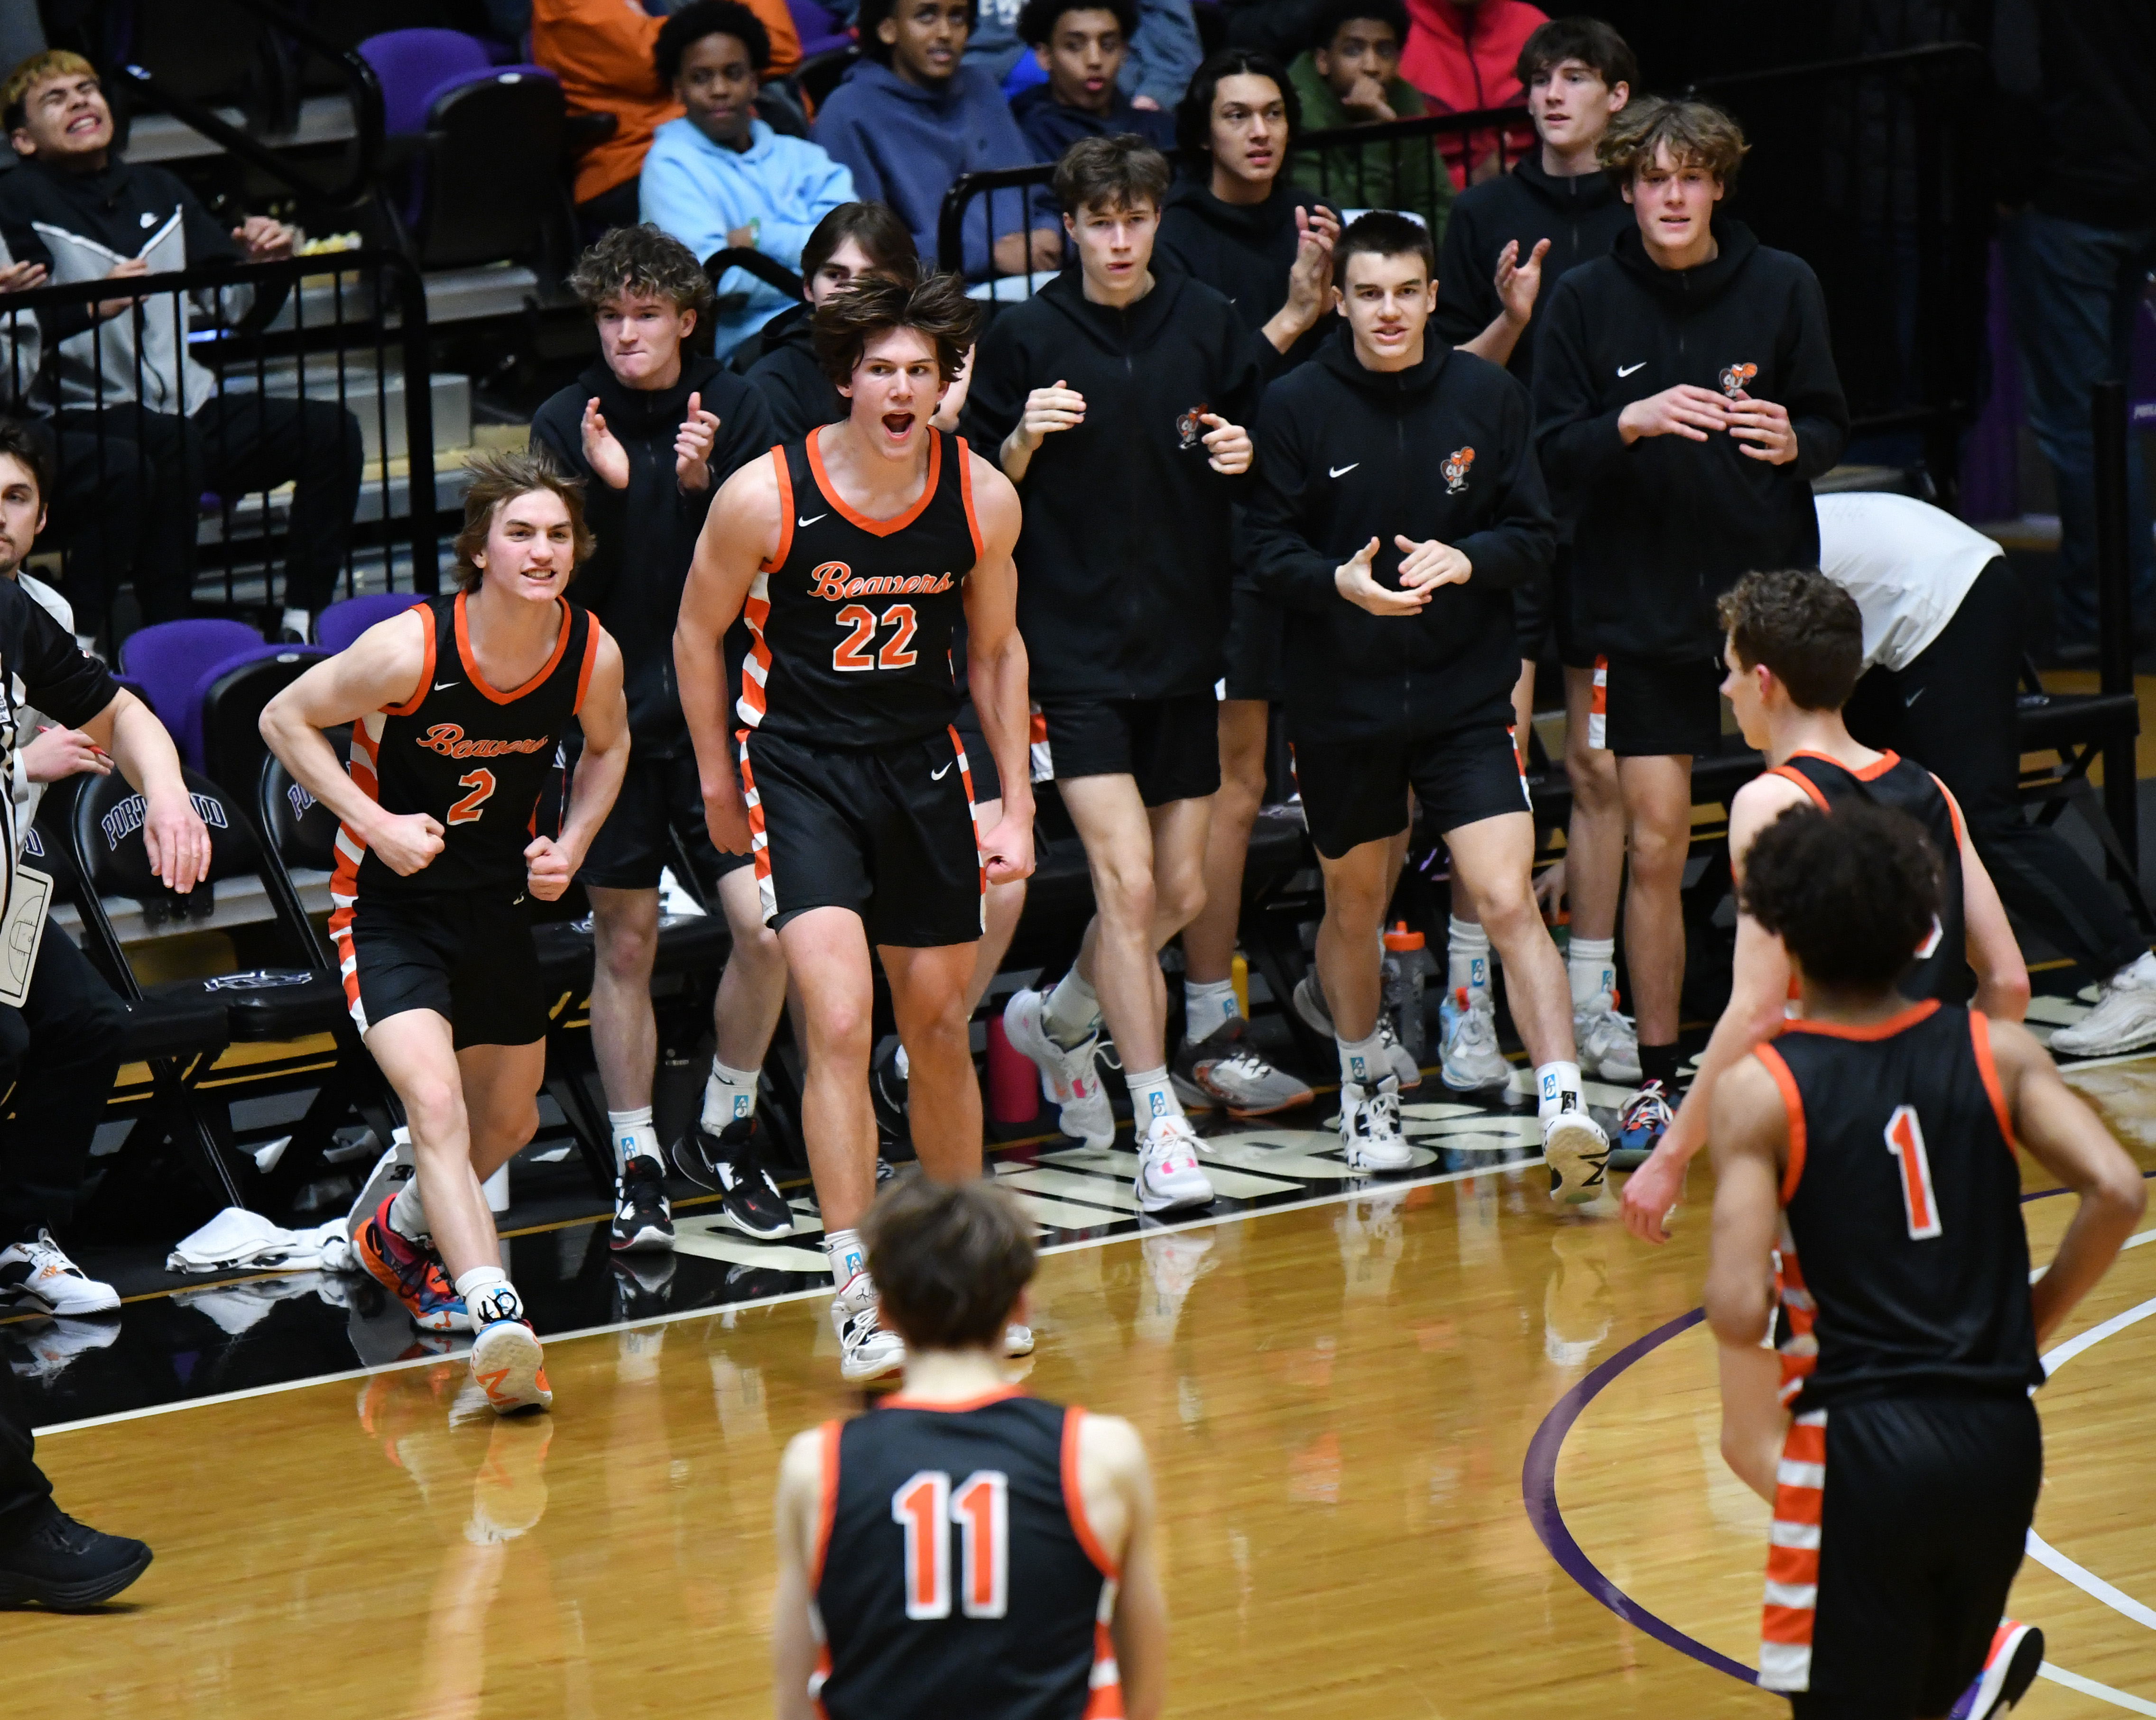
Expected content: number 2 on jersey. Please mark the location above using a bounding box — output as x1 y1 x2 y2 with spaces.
446 768 496 826
1883 1103 1942 1239
833 603 919 672
892 1469 1008 1620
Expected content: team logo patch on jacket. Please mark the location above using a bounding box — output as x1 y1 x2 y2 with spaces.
1442 446 1475 494
1719 361 1758 397
1176 404 1209 449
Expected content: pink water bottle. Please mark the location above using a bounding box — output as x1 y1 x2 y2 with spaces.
987 1015 1040 1124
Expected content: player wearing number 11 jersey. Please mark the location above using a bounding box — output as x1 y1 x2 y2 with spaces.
676 272 1033 1385
1703 802 2142 1720
773 1178 1166 1720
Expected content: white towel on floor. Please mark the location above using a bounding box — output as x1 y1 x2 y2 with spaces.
165 1209 352 1275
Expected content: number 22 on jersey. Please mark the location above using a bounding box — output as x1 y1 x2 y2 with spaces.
1883 1103 1942 1240
833 603 918 672
892 1469 1008 1619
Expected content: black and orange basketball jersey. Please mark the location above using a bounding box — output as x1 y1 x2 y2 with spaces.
335 591 596 899
1770 749 1970 1003
738 428 981 746
810 1390 1120 1720
1761 1000 2040 1413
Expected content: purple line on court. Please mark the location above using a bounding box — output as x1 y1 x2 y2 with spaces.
1520 1304 1759 1687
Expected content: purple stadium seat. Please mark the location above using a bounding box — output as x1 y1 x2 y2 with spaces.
787 0 854 58
359 28 493 136
120 619 263 743
318 591 425 655
181 645 327 774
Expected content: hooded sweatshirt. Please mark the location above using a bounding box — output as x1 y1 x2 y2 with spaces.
1433 151 1630 383
638 117 855 358
1532 217 1851 665
1399 0 1543 186
811 59 1056 277
529 353 775 750
1243 323 1552 740
1286 50 1450 230
970 0 1204 108
962 268 1267 699
742 304 842 443
1993 0 2156 230
1155 176 1338 372
1011 82 1177 162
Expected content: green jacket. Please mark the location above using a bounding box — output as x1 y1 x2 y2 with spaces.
1288 51 1451 240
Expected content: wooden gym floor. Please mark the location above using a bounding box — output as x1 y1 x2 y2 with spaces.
12 1034 2156 1719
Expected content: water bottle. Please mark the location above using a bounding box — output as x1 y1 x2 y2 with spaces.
1382 921 1438 1065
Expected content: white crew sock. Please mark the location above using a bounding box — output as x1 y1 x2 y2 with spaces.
1569 936 1617 1012
281 605 312 643
1124 1064 1181 1128
389 1179 428 1242
607 1105 659 1173
1536 1060 1584 1121
1043 968 1101 1049
1336 1028 1388 1090
701 1058 760 1134
454 1266 523 1327
1448 915 1492 999
825 1226 867 1289
1184 978 1240 1044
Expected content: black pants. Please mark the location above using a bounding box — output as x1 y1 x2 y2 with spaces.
0 929 129 1245
0 1352 51 1542
1845 555 2146 977
56 393 363 622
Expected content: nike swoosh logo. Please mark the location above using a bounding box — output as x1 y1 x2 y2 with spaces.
797 513 827 527
1904 687 1925 707
1617 362 1647 378
434 681 458 691
1329 462 1359 478
930 762 954 781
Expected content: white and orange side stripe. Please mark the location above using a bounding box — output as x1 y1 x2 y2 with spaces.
1773 1218 1821 1406
738 570 773 729
947 724 986 934
1588 656 1609 751
1084 1581 1125 1719
736 729 777 926
1758 1407 1827 1692
325 710 389 1034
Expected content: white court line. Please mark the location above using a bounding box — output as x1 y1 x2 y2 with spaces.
2032 1226 2156 1283
2040 1663 2156 1717
38 1157 1545 1438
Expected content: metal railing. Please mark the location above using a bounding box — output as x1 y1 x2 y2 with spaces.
0 248 441 645
1296 102 1531 231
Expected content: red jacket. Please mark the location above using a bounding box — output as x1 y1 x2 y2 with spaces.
1400 0 1545 187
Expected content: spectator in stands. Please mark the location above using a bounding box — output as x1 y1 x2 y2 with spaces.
812 0 1062 277
976 0 1200 114
1287 0 1448 224
0 53 362 644
534 0 801 235
1994 0 2156 649
1400 0 1544 187
639 1 855 360
1012 0 1177 159
528 227 793 1246
743 203 923 439
0 421 207 1328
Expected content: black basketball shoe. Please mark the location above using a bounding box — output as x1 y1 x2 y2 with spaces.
0 1507 152 1609
671 1116 793 1239
610 1155 675 1253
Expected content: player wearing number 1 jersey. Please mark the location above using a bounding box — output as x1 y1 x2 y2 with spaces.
773 1177 1166 1720
676 273 1032 1385
1703 802 2142 1720
261 451 630 1416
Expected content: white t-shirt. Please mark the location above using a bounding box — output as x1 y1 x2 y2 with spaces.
1814 493 2003 673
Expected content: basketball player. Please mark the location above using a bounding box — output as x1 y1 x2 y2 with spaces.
1621 568 2027 1244
1243 212 1611 1195
771 1176 1166 1720
260 451 630 1416
1534 96 1848 1163
675 272 1031 1383
1703 799 2143 1717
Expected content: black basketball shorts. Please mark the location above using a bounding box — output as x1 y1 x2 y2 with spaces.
737 725 984 948
952 694 1002 805
1035 692 1221 808
1292 724 1530 860
1592 653 1728 758
331 888 548 1048
1761 1394 2041 1720
578 740 750 893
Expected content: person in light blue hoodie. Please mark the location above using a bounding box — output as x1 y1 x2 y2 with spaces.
638 0 856 357
811 0 1062 278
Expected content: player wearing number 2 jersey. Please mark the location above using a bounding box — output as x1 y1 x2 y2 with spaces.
1702 802 2142 1720
676 273 1032 1385
262 450 630 1417
773 1178 1166 1720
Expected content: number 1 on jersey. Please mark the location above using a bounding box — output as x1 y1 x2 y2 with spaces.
1883 1104 1942 1239
891 1468 1008 1620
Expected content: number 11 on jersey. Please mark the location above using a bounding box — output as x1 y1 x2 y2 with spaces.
893 1469 1009 1620
1883 1104 1942 1240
